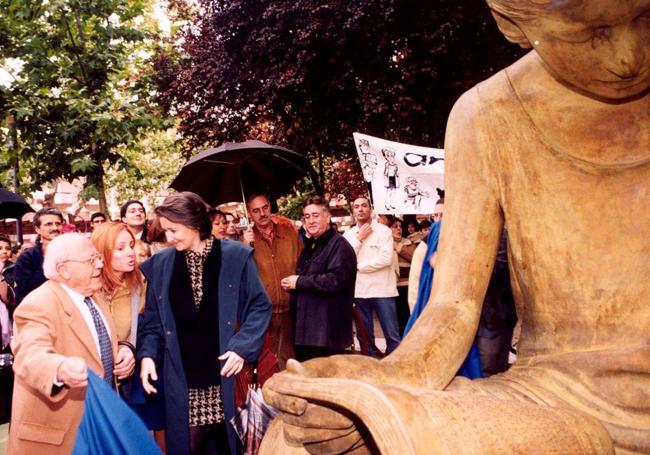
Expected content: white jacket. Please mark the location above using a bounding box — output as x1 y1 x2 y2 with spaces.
343 221 398 298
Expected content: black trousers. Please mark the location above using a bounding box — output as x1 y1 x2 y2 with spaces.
476 330 513 377
189 422 230 455
294 345 345 362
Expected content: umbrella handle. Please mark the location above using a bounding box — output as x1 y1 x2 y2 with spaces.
237 165 250 220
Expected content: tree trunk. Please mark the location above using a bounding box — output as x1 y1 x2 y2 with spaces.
7 117 24 244
316 146 324 194
96 169 108 215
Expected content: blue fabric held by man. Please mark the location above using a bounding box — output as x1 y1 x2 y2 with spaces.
72 369 161 455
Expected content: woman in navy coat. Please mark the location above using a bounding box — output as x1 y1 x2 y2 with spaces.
137 192 271 455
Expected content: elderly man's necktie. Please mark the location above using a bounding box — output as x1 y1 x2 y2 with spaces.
84 297 114 385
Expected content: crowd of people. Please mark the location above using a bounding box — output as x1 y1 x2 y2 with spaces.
0 190 517 455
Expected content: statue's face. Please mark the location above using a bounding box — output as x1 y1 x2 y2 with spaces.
519 0 650 99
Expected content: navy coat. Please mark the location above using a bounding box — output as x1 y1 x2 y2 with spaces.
138 240 271 455
14 240 46 303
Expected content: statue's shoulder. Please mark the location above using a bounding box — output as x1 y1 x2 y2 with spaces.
446 52 536 152
456 52 536 116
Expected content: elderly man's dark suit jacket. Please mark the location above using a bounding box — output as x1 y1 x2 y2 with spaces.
292 228 357 350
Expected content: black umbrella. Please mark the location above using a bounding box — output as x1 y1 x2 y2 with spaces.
0 188 34 220
170 140 321 208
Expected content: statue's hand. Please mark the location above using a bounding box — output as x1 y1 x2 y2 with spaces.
264 358 378 454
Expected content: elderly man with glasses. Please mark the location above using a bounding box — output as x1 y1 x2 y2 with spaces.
8 233 135 455
280 196 356 362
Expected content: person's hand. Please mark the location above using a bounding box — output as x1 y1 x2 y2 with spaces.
263 357 383 454
280 275 299 291
56 357 88 388
219 351 244 377
140 357 158 394
243 227 255 246
357 223 373 242
114 346 135 379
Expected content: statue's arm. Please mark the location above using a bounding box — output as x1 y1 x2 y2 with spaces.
386 87 504 389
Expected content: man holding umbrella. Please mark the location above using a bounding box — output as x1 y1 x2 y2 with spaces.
242 193 302 370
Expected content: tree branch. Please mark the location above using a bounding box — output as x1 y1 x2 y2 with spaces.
63 17 89 84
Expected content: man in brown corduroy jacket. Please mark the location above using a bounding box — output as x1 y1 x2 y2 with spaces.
243 194 302 370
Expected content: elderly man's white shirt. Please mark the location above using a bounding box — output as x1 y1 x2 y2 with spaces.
59 283 110 358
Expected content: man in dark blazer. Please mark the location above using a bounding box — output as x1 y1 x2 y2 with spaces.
14 208 64 303
281 196 357 361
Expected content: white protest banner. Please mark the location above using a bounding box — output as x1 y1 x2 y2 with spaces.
353 132 444 215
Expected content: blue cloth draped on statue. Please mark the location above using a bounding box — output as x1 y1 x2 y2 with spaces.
402 221 482 379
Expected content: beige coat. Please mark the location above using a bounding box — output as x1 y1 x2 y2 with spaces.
8 280 118 455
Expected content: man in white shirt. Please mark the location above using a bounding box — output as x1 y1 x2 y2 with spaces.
343 197 400 356
120 200 147 241
9 233 135 454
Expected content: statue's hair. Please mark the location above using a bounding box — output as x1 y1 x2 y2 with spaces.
486 0 582 21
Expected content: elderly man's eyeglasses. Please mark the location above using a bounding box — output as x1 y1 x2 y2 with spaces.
64 254 104 267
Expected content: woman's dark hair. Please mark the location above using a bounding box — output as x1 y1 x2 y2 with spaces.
0 234 11 247
147 216 168 243
120 200 146 218
154 192 212 240
207 208 226 222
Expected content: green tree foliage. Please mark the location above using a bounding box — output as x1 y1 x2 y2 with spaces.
154 0 524 187
0 0 169 211
104 128 183 208
277 155 364 220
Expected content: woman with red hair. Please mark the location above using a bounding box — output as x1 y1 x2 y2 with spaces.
91 222 165 451
91 222 143 344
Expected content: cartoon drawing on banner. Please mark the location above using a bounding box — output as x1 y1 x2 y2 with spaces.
353 132 444 215
358 138 379 203
403 177 430 209
382 147 399 210
358 139 378 182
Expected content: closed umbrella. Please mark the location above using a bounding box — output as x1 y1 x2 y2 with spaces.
231 387 279 455
170 140 321 207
